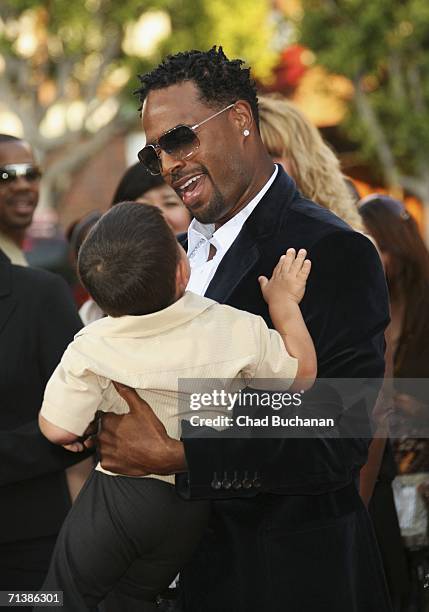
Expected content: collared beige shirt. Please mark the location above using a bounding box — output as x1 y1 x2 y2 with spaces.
0 231 27 266
41 291 297 483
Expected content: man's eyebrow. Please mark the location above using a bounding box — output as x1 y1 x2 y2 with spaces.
145 122 185 147
145 127 167 146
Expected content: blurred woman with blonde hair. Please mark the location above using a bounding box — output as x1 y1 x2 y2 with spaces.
258 94 364 231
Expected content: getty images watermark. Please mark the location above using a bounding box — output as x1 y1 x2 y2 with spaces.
177 378 429 439
187 388 332 429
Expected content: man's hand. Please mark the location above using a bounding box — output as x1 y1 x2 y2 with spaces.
97 382 187 477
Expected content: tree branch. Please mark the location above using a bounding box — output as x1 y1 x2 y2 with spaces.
353 77 401 187
399 174 429 204
388 51 406 104
85 42 121 105
51 56 77 107
41 112 136 208
406 63 427 115
2 56 47 151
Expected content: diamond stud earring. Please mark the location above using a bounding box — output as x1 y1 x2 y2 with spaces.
243 129 250 136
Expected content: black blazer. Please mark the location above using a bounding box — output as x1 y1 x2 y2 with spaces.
177 169 391 612
0 250 90 543
177 167 389 498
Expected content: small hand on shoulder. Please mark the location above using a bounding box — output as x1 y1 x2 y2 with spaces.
258 248 316 390
258 248 311 310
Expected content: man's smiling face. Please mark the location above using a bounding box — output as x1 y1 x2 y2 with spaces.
0 140 39 235
142 81 251 226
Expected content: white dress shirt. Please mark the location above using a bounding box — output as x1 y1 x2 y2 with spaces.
186 165 278 295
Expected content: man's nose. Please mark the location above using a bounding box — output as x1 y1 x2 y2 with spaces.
159 150 186 180
10 175 33 190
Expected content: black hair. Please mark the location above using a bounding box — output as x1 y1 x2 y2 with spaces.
135 46 259 126
0 134 22 144
66 211 103 258
358 194 429 376
78 202 179 317
111 163 165 206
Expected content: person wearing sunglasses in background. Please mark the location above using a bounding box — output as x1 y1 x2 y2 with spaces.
0 134 95 607
94 48 392 612
0 134 41 266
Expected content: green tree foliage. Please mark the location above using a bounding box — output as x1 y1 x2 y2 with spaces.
0 0 277 206
297 0 429 205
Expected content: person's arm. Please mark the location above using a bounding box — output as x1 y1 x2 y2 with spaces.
359 436 387 506
39 413 81 446
1 273 94 487
39 348 107 450
258 248 316 390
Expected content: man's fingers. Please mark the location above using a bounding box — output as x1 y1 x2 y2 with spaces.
113 381 153 415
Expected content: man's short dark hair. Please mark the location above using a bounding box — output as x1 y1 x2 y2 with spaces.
78 202 179 317
135 46 259 126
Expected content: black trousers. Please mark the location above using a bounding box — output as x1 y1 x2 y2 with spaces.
40 471 209 611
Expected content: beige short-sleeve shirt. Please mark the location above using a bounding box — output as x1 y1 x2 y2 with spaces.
41 291 297 482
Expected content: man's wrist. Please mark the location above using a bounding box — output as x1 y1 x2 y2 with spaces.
164 438 187 474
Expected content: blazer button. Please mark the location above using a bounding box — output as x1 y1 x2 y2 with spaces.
232 478 242 490
221 471 231 490
242 471 253 489
253 471 261 488
211 472 222 490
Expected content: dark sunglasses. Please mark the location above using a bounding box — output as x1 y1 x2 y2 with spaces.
138 103 235 175
0 163 42 183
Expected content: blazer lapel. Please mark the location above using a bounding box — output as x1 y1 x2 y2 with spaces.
205 167 297 303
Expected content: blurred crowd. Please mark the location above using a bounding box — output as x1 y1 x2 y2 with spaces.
1 86 429 612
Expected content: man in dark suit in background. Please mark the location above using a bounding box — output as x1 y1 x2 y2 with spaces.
0 134 40 266
0 139 92 604
97 47 392 612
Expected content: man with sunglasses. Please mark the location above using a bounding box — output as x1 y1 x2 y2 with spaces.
96 48 392 612
0 134 41 266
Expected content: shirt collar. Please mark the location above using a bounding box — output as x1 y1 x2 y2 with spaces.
76 291 215 338
187 165 278 257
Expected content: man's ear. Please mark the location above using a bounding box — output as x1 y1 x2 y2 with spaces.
231 100 253 134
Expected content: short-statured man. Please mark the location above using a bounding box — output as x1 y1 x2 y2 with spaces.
97 48 392 612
